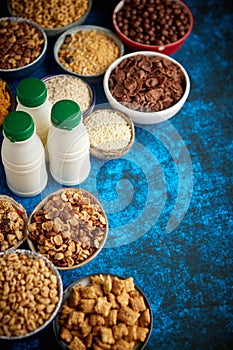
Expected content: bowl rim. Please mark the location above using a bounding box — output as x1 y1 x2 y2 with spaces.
27 187 109 271
0 17 47 73
54 24 125 79
0 248 63 340
53 272 153 350
112 0 194 51
41 73 96 118
103 50 190 120
7 0 93 34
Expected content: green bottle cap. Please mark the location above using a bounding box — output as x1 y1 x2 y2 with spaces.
3 111 35 142
17 78 47 107
51 100 81 130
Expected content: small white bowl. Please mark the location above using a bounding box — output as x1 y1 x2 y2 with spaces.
103 51 190 125
54 25 124 81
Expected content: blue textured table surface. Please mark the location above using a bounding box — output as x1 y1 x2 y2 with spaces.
0 0 233 349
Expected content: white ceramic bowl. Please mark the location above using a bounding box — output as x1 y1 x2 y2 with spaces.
54 25 124 81
103 51 190 125
7 0 92 38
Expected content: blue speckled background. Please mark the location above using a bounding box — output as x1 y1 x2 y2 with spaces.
0 0 233 349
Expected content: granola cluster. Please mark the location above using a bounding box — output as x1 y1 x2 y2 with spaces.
27 189 107 268
0 196 27 252
0 19 45 70
58 29 121 76
58 274 151 350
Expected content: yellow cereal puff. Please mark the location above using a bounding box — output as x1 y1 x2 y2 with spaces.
91 274 105 285
129 295 147 312
104 309 118 327
68 335 86 350
60 327 73 343
68 285 83 307
91 283 104 297
135 326 149 342
80 318 92 337
118 306 140 326
103 274 112 294
112 277 125 296
112 323 128 339
124 325 137 342
124 277 135 293
94 297 112 317
81 285 98 299
107 293 119 309
117 289 130 307
99 326 115 344
85 333 93 348
92 342 106 350
112 339 135 350
68 311 85 327
139 308 151 327
79 299 96 313
90 314 105 326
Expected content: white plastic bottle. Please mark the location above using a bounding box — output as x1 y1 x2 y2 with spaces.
47 99 90 185
16 77 52 148
1 111 48 197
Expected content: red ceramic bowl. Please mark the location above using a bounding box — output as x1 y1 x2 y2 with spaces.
113 0 194 55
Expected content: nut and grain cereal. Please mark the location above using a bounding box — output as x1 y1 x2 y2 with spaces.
115 0 191 46
44 75 92 115
28 189 107 268
57 274 151 350
0 19 45 70
0 195 27 252
109 54 186 112
0 81 11 125
58 30 120 76
0 251 61 337
9 0 90 29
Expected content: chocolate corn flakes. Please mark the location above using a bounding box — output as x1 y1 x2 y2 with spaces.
109 54 186 112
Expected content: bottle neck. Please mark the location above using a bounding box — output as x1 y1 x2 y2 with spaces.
3 128 37 144
16 97 51 110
